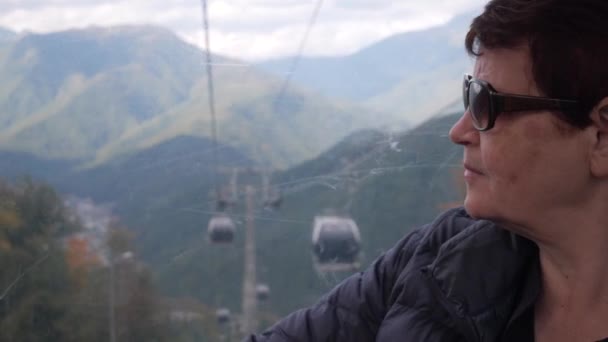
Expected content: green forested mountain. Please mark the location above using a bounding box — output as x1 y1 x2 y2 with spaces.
0 22 469 338
0 25 382 168
0 135 252 229
0 111 464 325
133 112 464 316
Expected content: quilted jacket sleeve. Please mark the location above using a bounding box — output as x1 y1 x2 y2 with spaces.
244 227 424 342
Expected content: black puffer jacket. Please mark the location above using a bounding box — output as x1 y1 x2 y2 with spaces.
246 208 540 341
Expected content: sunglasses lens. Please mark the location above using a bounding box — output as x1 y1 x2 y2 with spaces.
462 77 469 110
469 81 490 130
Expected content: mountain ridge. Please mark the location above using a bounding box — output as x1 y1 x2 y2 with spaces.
0 25 385 168
258 12 476 125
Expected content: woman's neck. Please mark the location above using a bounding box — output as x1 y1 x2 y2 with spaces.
531 204 608 341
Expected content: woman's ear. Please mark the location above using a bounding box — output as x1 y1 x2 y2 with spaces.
589 97 608 177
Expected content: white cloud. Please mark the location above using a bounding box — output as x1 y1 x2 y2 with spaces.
0 0 486 61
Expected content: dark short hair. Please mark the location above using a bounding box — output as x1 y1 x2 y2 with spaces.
465 0 608 128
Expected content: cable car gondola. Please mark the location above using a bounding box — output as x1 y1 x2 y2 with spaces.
263 188 282 210
207 214 236 244
311 215 361 273
256 283 270 301
216 308 231 325
215 186 237 211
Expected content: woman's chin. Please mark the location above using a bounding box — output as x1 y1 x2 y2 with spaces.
463 194 492 220
464 195 521 232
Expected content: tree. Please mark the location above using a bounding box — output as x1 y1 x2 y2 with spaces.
65 236 100 290
0 178 77 342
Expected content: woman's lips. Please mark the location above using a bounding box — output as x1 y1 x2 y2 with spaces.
464 163 483 174
463 163 483 179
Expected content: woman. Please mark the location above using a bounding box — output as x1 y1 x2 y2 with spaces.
248 0 608 340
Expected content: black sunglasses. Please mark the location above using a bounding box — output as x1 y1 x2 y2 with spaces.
462 74 581 131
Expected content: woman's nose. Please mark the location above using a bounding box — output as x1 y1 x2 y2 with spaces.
449 110 478 146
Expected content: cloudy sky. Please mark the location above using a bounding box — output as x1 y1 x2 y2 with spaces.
0 0 486 61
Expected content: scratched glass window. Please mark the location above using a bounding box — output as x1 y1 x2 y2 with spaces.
0 1 479 341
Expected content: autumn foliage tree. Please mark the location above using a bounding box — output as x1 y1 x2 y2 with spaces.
65 236 101 289
0 178 173 342
0 178 79 341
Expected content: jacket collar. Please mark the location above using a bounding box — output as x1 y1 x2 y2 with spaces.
424 219 540 341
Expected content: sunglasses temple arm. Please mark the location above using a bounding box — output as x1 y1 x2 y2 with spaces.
493 94 577 113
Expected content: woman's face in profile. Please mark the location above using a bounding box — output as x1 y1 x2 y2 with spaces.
449 46 593 233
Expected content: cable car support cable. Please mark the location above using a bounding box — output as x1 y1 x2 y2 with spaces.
200 0 221 201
